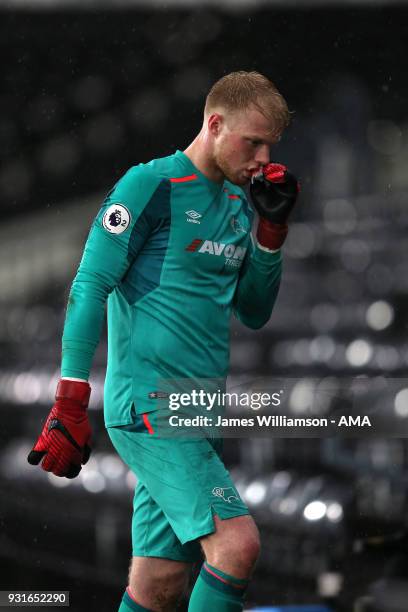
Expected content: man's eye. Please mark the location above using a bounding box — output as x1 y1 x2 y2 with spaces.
251 140 262 146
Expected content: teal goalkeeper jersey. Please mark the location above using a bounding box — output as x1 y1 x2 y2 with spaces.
61 150 282 426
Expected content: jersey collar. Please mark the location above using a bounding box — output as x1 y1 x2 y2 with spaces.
175 150 224 195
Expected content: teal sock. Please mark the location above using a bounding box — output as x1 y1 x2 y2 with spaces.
188 562 248 611
118 588 153 612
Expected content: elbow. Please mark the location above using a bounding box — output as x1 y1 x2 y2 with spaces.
236 311 270 330
246 317 269 330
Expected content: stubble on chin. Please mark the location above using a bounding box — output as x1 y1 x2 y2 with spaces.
213 151 245 186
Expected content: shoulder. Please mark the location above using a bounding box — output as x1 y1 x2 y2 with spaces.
107 154 178 212
115 159 165 191
128 151 182 184
144 152 182 179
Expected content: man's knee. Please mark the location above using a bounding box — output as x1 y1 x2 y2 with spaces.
201 515 261 577
238 529 261 568
128 556 191 611
224 523 260 570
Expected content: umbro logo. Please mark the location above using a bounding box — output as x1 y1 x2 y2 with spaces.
185 210 202 224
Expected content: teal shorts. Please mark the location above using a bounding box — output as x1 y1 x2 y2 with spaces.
107 413 249 563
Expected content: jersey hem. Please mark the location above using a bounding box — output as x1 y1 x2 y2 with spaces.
105 420 134 428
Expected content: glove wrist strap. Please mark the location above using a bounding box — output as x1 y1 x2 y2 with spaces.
257 218 288 250
56 379 91 408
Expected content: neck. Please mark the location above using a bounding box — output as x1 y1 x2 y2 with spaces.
183 131 224 184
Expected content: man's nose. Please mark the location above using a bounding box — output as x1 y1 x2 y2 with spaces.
254 144 270 166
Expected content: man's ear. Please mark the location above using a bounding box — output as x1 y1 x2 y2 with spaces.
207 112 223 137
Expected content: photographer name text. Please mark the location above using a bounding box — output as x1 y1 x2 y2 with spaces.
168 415 372 428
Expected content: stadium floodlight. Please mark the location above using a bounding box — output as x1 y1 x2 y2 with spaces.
303 500 327 521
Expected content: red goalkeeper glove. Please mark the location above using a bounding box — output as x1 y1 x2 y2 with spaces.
250 162 300 250
27 379 92 479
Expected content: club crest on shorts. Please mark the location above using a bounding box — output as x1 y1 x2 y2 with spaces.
102 203 131 234
212 486 239 503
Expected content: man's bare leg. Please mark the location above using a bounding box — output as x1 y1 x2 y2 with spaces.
187 514 260 611
121 556 192 612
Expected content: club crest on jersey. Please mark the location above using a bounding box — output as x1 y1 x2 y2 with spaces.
231 216 249 235
102 203 131 234
185 239 247 267
185 210 202 224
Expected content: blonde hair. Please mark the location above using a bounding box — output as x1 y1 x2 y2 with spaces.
205 70 291 135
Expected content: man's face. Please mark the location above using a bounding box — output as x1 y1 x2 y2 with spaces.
211 106 281 186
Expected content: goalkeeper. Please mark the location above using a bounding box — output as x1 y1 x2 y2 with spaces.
28 71 299 612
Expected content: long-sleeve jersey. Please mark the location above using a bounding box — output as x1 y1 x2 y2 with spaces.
61 150 282 426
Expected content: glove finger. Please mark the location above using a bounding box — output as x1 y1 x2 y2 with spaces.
30 433 48 454
264 163 287 182
82 444 92 465
29 449 69 478
66 463 82 479
41 452 57 473
283 171 300 194
52 445 82 477
265 169 285 183
27 449 46 465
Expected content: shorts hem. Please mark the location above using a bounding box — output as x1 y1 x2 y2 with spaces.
212 507 251 522
179 507 251 546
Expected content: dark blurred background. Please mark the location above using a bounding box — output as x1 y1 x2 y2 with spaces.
1 2 408 611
